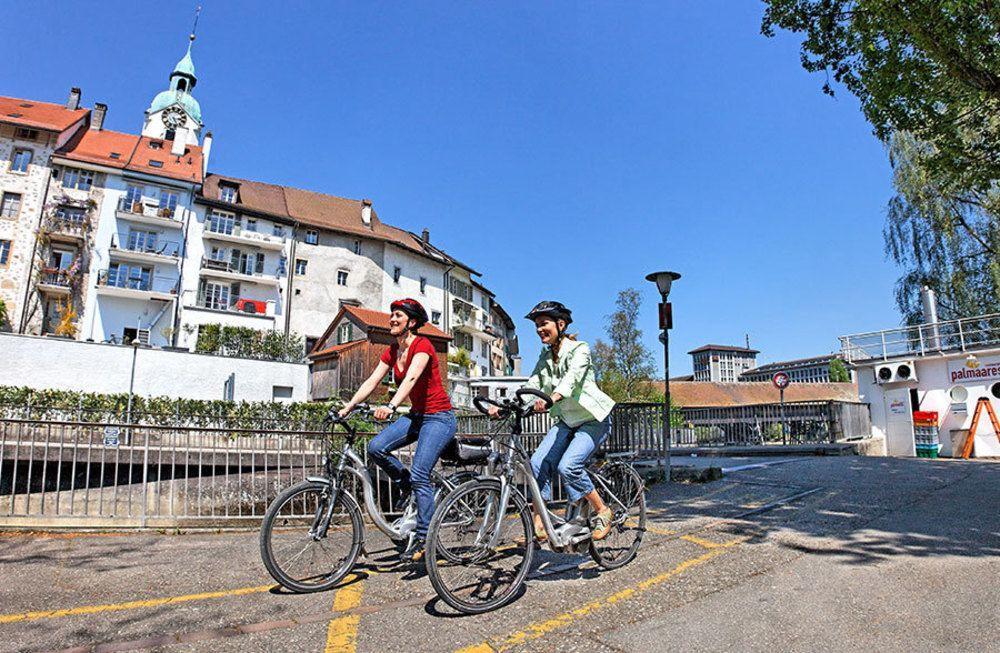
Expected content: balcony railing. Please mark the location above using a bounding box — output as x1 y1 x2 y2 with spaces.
200 256 278 280
39 268 72 288
204 220 286 247
110 234 181 258
195 294 274 316
96 269 178 295
839 313 1000 363
42 216 87 239
117 197 178 221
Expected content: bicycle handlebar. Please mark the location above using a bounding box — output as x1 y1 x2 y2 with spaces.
472 388 554 419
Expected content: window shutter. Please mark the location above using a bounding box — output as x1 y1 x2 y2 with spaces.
230 248 241 270
230 282 241 305
255 252 265 273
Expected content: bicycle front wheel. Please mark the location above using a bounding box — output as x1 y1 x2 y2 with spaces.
425 479 534 614
259 480 363 593
589 463 646 570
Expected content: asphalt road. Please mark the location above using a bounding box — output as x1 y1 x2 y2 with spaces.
1 456 998 653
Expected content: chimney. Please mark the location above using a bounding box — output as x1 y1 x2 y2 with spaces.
201 131 213 176
90 103 107 131
361 199 373 227
421 229 430 244
171 133 186 156
66 87 81 111
921 286 941 350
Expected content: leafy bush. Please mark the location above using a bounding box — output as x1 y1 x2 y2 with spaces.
194 323 305 363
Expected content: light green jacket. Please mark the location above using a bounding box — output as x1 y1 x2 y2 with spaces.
524 338 616 428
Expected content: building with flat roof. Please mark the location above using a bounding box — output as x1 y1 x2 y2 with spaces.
740 353 847 384
688 344 759 383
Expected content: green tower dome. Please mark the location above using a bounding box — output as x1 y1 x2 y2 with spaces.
146 39 202 125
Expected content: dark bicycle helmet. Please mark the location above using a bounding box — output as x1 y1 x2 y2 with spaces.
525 300 573 325
390 298 429 329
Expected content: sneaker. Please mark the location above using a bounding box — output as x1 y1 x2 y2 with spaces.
401 536 425 562
592 508 614 541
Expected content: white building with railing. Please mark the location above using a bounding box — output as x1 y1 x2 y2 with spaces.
840 293 1000 458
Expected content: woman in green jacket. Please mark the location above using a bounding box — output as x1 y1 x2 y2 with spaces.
512 300 617 541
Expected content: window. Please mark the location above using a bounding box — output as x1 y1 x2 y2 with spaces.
201 281 230 310
449 277 473 301
242 218 256 232
481 342 489 358
305 229 318 245
148 141 163 150
273 225 285 238
62 167 95 191
48 248 75 270
272 386 293 401
353 240 361 255
305 337 318 354
337 269 348 286
337 323 352 345
15 128 39 140
295 259 307 275
1 193 22 219
158 190 178 216
207 210 237 234
420 277 427 294
481 294 490 311
108 262 151 290
219 184 238 203
55 206 85 224
431 310 441 325
148 160 164 168
0 240 10 266
125 184 143 207
126 230 158 253
393 266 401 284
164 129 176 142
122 327 150 346
11 148 32 173
277 256 287 275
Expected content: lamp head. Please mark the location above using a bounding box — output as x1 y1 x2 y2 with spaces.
645 270 681 297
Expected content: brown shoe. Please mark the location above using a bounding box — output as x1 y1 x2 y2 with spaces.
592 508 614 541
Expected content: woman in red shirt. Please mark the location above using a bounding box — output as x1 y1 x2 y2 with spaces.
338 298 455 561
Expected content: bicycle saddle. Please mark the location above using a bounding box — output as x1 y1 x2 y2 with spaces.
440 436 492 465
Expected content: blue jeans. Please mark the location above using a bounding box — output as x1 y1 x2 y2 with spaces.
530 416 611 503
367 411 456 539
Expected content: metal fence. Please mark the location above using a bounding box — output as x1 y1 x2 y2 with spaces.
0 400 870 528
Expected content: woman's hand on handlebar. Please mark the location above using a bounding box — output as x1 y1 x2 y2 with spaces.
532 399 548 413
486 405 502 419
337 405 353 419
372 404 396 421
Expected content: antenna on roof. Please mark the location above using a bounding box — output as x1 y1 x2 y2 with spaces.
745 333 750 349
189 5 202 45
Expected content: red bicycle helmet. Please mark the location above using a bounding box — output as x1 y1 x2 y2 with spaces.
390 298 429 329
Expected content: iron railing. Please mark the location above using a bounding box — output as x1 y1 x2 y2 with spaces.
840 313 1000 363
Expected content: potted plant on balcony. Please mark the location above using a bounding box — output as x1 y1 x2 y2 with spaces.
131 199 143 213
157 207 172 218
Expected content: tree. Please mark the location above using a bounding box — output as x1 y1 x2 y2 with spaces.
829 358 851 383
883 132 1000 322
761 1 1000 193
593 289 658 401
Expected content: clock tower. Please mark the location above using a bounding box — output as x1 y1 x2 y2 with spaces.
142 32 204 146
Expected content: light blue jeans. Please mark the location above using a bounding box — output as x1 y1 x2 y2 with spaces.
530 416 611 503
367 411 457 539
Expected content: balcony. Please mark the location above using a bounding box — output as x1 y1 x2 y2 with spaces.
200 257 281 286
36 268 73 296
116 198 182 228
95 269 177 301
448 362 470 380
109 234 181 265
194 294 277 319
203 222 286 251
452 312 491 335
41 216 87 243
840 313 1000 363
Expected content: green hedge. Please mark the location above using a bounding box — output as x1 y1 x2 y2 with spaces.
0 385 336 430
194 324 305 363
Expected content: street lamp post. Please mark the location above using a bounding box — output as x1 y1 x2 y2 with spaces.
645 271 681 482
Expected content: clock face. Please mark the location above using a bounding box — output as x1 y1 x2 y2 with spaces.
161 107 187 130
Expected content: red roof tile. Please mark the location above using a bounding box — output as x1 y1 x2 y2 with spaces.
0 96 88 133
56 129 203 184
343 305 450 340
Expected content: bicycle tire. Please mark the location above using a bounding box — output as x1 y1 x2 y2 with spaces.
259 480 363 593
589 463 646 570
425 478 535 614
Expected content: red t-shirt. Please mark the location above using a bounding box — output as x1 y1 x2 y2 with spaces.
380 336 453 414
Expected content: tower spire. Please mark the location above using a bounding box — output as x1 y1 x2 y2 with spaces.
190 5 201 47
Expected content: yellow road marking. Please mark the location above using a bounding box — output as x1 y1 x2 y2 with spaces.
456 540 741 653
0 584 275 625
324 573 368 652
645 524 675 536
680 534 726 549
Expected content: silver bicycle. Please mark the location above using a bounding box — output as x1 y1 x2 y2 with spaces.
259 404 489 592
425 389 646 614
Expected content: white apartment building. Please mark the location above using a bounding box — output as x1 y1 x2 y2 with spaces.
2 26 519 406
689 344 759 383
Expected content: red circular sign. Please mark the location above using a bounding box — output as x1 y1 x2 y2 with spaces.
772 372 791 390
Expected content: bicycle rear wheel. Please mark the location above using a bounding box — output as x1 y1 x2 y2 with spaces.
425 479 534 614
260 480 363 593
589 463 645 569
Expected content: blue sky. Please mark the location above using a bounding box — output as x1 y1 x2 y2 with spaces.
2 2 900 375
